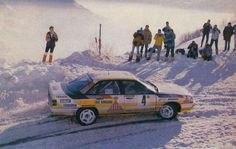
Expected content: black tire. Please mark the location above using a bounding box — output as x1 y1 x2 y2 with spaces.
76 108 97 126
159 104 178 120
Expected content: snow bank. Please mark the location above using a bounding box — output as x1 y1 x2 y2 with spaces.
0 46 236 148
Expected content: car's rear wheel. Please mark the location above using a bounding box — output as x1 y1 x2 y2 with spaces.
159 104 177 120
76 108 97 126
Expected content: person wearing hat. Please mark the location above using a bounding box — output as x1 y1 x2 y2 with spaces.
42 26 58 64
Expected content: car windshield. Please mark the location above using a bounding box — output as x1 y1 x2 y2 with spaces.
63 74 93 96
139 79 158 93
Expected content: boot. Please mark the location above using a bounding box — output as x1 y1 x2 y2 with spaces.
49 54 53 64
128 55 133 61
136 55 140 62
42 54 47 63
216 49 219 55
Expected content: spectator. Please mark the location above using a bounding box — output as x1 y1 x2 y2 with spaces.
210 25 221 55
140 25 152 58
223 22 234 51
187 41 198 59
162 21 172 35
129 29 143 62
147 29 164 61
201 19 212 47
164 29 176 61
199 44 212 61
42 26 58 64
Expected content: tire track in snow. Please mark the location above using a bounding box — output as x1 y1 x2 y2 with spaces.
0 118 174 148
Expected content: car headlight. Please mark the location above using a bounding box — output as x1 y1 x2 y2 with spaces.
60 99 71 104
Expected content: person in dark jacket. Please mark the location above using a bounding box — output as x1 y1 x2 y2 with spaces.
210 25 221 55
187 41 198 59
223 22 234 51
199 44 212 61
201 19 212 47
162 21 172 36
129 29 144 62
42 26 58 64
164 29 176 61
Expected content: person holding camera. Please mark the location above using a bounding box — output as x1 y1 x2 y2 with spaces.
42 26 58 64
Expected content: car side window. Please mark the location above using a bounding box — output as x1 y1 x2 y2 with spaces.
121 80 150 95
87 81 120 95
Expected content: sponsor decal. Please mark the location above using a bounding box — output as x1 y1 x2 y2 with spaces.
108 99 123 113
63 104 77 108
96 100 112 104
56 95 68 98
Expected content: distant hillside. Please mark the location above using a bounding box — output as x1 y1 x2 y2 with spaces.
97 0 236 13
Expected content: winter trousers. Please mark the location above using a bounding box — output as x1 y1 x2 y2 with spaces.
130 44 140 59
210 39 219 55
201 33 209 47
149 45 162 61
43 44 55 63
165 46 175 58
224 39 231 51
141 44 149 58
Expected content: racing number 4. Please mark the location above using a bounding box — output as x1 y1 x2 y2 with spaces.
142 95 146 106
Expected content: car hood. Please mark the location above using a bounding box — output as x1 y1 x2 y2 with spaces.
156 82 191 96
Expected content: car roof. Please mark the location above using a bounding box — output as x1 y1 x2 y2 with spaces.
88 71 137 81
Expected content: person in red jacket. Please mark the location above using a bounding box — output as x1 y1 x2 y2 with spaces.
42 26 58 64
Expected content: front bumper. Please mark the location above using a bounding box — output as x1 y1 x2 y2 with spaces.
181 103 195 112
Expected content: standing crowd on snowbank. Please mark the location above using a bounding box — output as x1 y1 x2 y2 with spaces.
40 20 236 64
128 20 236 62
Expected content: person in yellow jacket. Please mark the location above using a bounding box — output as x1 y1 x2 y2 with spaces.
129 29 144 62
42 26 58 64
147 29 164 61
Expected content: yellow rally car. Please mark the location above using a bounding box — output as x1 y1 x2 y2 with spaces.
48 71 194 125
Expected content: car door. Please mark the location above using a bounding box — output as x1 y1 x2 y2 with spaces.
86 80 124 114
119 80 156 113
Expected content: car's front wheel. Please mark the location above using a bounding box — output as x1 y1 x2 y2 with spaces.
76 108 97 126
159 104 177 120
